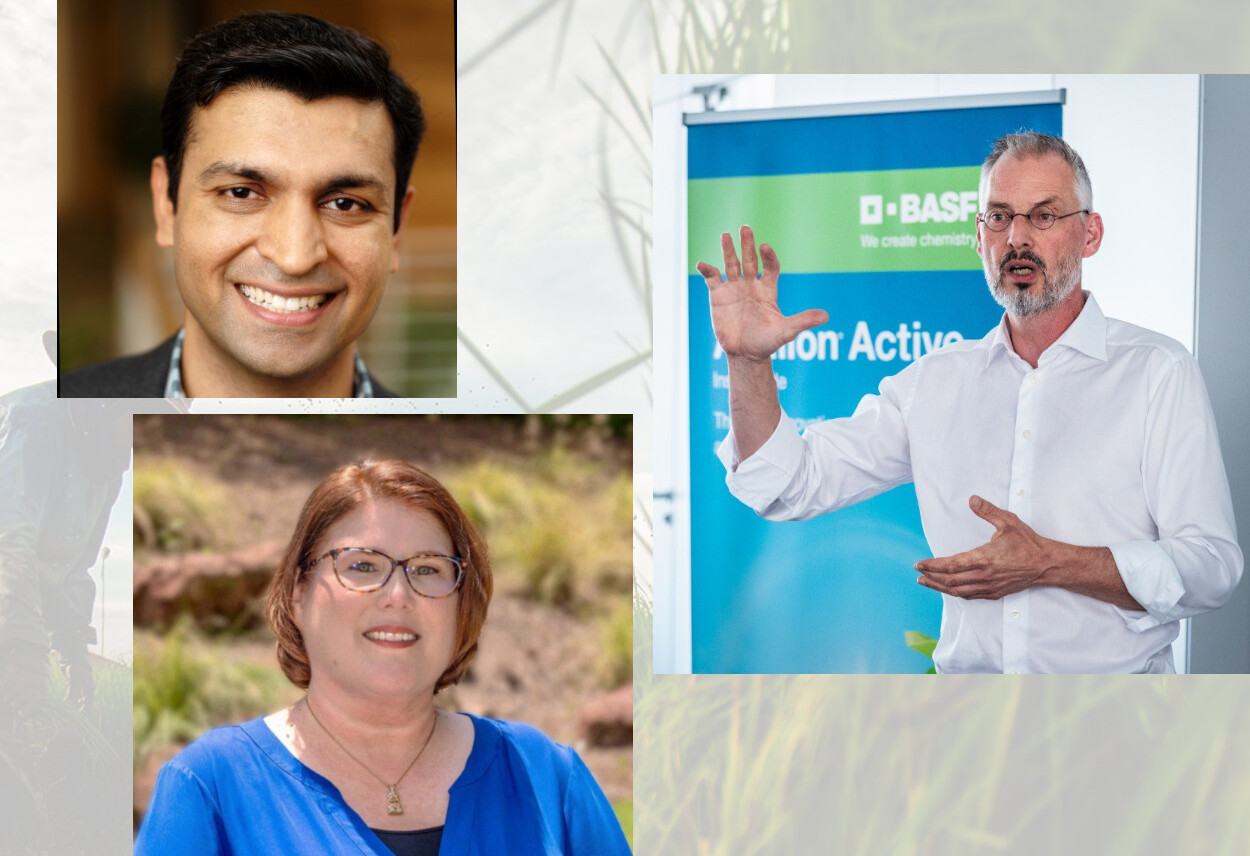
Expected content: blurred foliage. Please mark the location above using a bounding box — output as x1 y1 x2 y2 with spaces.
133 459 232 554
904 630 938 674
613 800 634 848
133 622 296 769
446 446 632 691
636 667 1250 854
0 655 131 855
400 302 457 397
597 601 634 689
449 448 633 613
277 413 632 440
537 413 633 439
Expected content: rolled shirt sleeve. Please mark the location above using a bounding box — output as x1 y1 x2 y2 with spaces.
718 368 916 522
717 412 809 514
1110 353 1243 631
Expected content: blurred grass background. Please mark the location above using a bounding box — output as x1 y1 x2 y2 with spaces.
132 621 296 770
132 414 633 845
0 656 132 855
132 461 231 554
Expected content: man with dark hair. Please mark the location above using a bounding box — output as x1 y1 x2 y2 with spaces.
60 12 425 398
700 132 1242 673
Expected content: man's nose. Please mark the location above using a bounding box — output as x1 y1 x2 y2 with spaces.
256 199 329 274
1006 214 1034 249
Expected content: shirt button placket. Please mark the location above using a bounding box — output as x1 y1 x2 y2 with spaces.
1002 368 1039 674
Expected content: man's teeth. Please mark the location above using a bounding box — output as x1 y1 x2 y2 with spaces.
364 631 418 642
239 284 328 313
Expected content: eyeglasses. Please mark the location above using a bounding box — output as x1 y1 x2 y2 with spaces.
304 547 463 598
978 206 1089 232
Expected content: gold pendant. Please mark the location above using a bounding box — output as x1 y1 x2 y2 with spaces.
386 784 404 815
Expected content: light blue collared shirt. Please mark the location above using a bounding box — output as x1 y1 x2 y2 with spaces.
162 328 375 398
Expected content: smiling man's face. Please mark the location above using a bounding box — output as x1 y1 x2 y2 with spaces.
151 85 412 397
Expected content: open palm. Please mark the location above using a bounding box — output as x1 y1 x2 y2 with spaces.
696 226 827 362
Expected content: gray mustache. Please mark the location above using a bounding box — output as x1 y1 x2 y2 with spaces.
1000 250 1046 274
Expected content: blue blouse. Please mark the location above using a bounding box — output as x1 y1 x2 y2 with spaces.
134 713 631 855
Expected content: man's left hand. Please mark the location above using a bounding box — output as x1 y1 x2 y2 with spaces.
914 496 1055 600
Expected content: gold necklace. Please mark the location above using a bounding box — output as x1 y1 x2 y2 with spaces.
303 696 438 816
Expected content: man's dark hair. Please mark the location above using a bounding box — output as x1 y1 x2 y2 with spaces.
160 11 424 232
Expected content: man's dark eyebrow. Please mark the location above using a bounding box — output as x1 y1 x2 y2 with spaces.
321 174 390 198
197 160 270 184
196 161 388 201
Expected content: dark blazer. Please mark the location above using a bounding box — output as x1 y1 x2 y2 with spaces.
58 335 399 398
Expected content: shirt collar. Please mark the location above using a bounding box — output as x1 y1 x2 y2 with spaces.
1050 291 1108 362
983 291 1108 367
163 327 377 398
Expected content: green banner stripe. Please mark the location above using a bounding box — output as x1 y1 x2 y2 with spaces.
689 166 984 274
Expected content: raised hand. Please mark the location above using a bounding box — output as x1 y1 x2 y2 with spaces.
697 226 828 363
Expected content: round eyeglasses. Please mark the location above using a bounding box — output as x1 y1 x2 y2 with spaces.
978 206 1089 232
304 547 463 598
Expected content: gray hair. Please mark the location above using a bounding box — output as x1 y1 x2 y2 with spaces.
979 131 1093 211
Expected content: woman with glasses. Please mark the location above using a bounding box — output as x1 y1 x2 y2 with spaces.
135 459 631 855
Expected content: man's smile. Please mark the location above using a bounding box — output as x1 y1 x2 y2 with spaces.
234 281 343 328
238 283 333 313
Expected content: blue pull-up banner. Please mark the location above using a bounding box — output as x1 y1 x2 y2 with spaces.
687 95 1063 673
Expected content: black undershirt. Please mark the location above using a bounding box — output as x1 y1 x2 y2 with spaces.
370 824 444 856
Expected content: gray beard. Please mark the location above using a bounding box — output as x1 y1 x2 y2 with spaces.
984 253 1082 318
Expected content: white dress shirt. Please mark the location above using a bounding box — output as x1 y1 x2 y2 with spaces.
718 293 1242 674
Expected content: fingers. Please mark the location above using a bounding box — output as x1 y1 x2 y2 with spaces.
782 308 830 340
701 227 772 284
740 225 759 280
969 495 1011 533
914 548 978 575
918 575 955 596
916 553 993 599
720 231 742 281
918 574 999 600
915 559 953 575
918 571 958 595
760 241 780 280
695 261 723 289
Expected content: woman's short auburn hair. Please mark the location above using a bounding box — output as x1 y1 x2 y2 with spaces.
264 459 492 693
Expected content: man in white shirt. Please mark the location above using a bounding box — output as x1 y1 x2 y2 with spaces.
699 132 1242 673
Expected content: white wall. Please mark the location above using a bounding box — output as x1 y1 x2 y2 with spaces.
653 74 1200 673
